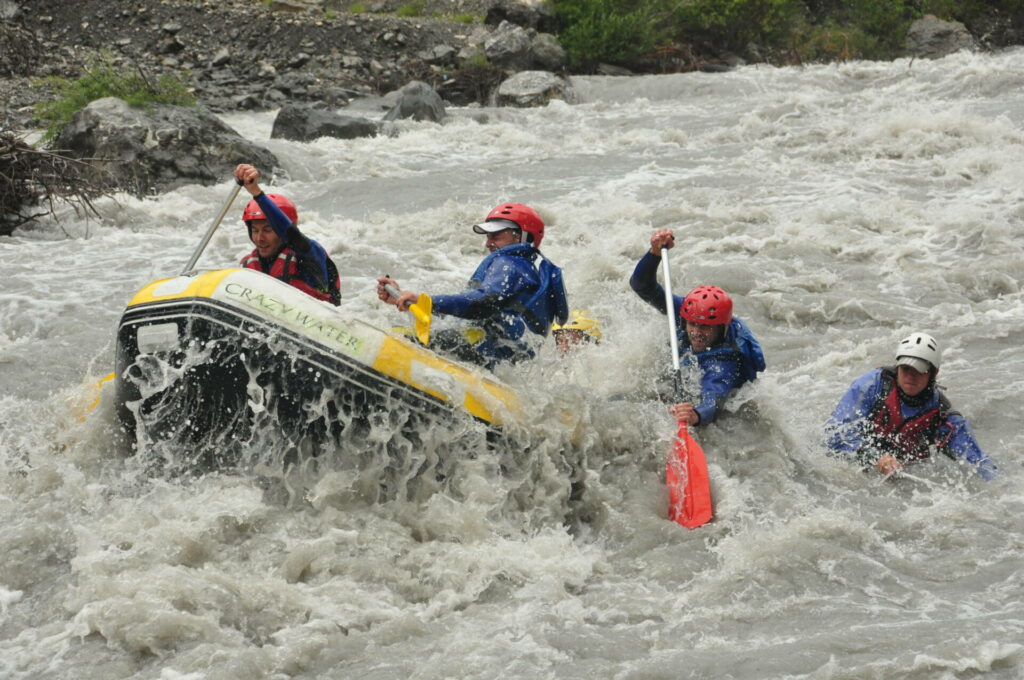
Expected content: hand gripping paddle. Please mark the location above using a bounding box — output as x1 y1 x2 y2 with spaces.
384 281 432 346
661 247 713 529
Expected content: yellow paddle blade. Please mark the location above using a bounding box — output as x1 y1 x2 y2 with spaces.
462 327 485 345
72 371 116 422
410 293 432 346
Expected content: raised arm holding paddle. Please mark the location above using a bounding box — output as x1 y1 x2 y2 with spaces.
234 163 341 306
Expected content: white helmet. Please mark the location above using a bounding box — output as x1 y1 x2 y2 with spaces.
895 332 940 373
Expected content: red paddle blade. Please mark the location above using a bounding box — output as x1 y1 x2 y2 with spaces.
666 421 713 529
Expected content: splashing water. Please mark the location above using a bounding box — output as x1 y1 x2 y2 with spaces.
1 51 1022 679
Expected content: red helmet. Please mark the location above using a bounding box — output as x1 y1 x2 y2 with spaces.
483 203 544 248
242 193 298 225
680 285 732 326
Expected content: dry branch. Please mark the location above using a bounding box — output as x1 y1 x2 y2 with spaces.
0 129 117 236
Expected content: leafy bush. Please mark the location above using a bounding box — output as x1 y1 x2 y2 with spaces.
551 0 1018 67
348 2 367 13
804 0 917 55
36 55 194 141
789 20 879 62
552 0 670 69
672 0 807 54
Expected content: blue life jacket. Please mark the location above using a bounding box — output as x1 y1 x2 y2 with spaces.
675 317 765 424
678 317 766 383
434 243 569 363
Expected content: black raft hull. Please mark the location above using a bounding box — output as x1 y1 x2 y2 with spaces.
114 269 522 475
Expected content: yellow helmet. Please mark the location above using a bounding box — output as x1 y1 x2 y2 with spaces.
551 310 602 341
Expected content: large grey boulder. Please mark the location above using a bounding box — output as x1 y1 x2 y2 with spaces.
495 71 571 108
483 21 567 72
484 21 535 71
530 32 567 72
906 15 977 59
53 97 279 196
271 104 377 141
382 81 446 123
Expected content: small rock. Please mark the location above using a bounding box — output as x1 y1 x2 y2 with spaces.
211 47 231 67
595 63 633 76
268 0 309 13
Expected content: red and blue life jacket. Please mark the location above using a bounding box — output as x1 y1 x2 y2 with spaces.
866 366 955 463
241 246 341 305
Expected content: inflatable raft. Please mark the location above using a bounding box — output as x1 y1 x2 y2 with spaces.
114 268 523 471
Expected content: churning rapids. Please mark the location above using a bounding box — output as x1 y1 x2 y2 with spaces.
2 50 1023 680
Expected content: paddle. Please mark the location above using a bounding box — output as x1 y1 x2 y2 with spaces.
384 281 433 345
180 179 244 275
661 247 713 529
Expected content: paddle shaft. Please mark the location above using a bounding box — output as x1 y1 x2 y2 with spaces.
661 245 714 528
884 468 937 489
181 180 244 276
661 248 682 394
385 281 430 324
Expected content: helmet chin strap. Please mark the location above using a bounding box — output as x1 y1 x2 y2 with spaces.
898 381 933 407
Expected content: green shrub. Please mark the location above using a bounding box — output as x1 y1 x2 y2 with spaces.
396 1 425 17
774 0 918 58
788 20 879 62
348 2 366 13
550 0 984 68
452 12 480 23
460 51 490 68
672 0 806 54
36 55 195 141
820 0 917 55
552 0 670 69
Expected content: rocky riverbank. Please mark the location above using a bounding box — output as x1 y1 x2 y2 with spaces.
2 0 561 132
1 0 1013 136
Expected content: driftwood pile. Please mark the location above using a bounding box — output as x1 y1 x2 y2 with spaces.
0 130 114 236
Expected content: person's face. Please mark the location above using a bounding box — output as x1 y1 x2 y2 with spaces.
554 329 587 354
485 228 521 252
685 320 723 353
896 364 932 397
250 220 282 258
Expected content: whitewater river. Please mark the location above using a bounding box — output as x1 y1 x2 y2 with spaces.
2 50 1023 679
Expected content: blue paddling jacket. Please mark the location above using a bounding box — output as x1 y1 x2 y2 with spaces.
433 243 569 366
825 367 997 480
630 251 766 424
